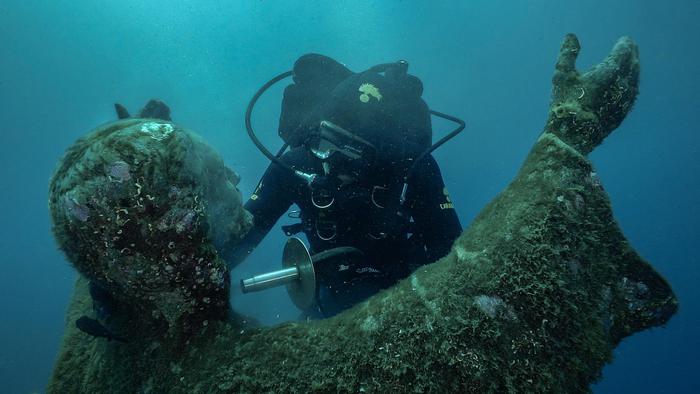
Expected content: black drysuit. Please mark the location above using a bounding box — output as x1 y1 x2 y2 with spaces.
232 147 462 316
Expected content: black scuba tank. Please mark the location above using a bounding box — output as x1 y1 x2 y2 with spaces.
278 54 433 162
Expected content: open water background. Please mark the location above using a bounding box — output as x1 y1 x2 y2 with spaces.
0 1 698 392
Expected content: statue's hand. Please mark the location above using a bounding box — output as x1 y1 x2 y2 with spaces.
546 34 640 155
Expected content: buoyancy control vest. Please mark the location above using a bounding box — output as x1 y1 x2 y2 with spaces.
285 166 415 251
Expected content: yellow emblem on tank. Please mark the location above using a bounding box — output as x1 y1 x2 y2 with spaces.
359 83 382 103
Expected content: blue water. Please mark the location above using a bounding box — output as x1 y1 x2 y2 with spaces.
0 1 697 392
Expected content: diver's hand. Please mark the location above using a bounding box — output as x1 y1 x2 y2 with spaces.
545 34 640 155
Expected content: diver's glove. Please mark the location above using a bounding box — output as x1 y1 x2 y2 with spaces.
75 316 128 343
89 281 117 320
75 282 128 343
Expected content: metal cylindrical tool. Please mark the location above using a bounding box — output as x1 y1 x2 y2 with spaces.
240 267 299 293
240 238 364 311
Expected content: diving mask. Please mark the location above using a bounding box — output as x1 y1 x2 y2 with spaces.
309 120 376 164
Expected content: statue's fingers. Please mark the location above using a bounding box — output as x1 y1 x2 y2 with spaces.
551 34 581 97
555 34 581 74
585 36 640 88
610 36 639 68
583 37 641 135
610 36 640 85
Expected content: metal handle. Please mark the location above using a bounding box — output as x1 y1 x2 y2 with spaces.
240 267 299 293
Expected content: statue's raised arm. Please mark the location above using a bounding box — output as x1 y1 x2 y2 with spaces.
548 34 639 155
48 35 677 393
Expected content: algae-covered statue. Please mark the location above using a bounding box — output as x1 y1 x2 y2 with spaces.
48 34 677 393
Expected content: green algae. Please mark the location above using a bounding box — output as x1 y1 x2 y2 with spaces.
48 35 676 393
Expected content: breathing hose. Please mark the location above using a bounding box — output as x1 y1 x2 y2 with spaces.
245 70 302 177
398 109 465 204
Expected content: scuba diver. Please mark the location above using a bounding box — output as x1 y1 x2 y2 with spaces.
229 54 464 317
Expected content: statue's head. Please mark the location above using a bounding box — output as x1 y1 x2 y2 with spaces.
49 119 252 333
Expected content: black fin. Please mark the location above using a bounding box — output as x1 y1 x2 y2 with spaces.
114 103 131 119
